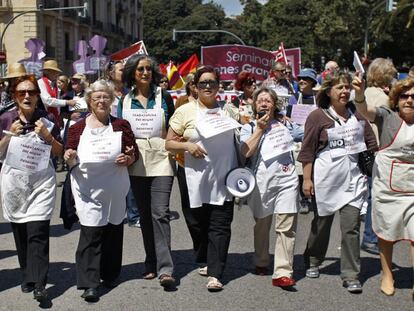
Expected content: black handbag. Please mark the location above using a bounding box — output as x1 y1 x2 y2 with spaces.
358 150 375 177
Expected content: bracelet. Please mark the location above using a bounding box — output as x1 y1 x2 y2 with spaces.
48 136 55 145
354 97 366 104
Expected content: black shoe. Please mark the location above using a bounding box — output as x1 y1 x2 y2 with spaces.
21 283 35 293
361 242 379 255
33 287 48 301
343 280 363 293
81 288 99 302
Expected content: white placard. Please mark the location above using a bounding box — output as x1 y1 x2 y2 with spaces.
123 108 163 138
74 62 85 74
260 124 294 161
78 131 122 163
291 105 317 124
197 110 241 139
69 97 88 112
5 136 51 172
353 51 365 74
327 121 367 159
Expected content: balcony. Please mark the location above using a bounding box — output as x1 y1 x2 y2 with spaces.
45 46 56 58
79 16 90 25
43 0 60 9
0 0 11 10
94 20 104 31
62 10 77 19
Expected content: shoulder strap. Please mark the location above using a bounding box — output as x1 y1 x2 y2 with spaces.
122 92 133 110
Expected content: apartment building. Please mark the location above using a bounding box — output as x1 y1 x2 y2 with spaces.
0 0 143 74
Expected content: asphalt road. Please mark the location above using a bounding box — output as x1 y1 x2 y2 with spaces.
0 172 412 310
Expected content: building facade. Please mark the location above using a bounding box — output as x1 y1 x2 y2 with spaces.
0 0 143 74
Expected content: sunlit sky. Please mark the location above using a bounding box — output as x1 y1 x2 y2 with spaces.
207 0 268 16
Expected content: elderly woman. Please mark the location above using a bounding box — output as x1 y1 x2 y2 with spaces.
118 54 176 288
360 58 398 255
355 78 414 298
165 65 238 292
240 87 302 288
0 75 63 302
224 71 257 124
104 60 127 117
298 71 377 293
64 80 138 302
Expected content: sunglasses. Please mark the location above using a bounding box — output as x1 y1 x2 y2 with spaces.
400 93 414 100
160 79 168 83
197 80 219 89
15 89 38 97
136 66 152 73
246 79 256 86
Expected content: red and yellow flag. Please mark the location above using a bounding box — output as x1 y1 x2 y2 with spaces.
166 61 184 90
178 54 199 79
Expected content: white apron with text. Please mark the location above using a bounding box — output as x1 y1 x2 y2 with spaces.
71 123 129 226
122 87 174 176
314 111 368 216
372 120 414 241
1 131 56 223
184 103 239 208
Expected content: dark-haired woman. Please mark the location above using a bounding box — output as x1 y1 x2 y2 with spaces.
0 75 63 302
165 65 238 292
355 77 414 298
298 71 377 293
118 54 176 288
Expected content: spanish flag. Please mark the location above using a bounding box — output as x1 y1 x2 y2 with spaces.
166 61 184 90
178 54 199 79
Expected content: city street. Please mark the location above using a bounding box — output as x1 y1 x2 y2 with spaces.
0 172 412 310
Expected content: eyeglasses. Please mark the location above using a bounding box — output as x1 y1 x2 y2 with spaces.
274 69 286 73
197 80 219 89
246 79 256 86
160 79 168 83
256 98 273 104
136 66 152 73
15 89 38 97
400 93 414 101
91 95 111 102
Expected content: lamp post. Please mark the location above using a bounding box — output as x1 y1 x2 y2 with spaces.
172 28 246 46
0 2 88 75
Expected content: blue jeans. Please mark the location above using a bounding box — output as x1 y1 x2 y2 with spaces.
362 177 378 244
126 188 140 224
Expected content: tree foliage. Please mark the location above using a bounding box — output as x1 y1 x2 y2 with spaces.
142 0 414 68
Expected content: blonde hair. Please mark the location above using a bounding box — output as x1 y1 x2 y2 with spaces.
366 58 397 88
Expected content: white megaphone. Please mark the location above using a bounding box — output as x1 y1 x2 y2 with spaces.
225 167 256 199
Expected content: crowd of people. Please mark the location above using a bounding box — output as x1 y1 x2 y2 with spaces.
0 55 413 304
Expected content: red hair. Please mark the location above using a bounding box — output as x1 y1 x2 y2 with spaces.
234 71 255 91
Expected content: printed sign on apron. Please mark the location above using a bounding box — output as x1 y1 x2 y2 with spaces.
123 108 163 138
77 123 122 163
5 133 52 172
327 120 367 159
260 123 294 161
196 106 241 139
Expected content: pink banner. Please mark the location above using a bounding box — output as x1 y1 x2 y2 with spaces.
201 45 275 81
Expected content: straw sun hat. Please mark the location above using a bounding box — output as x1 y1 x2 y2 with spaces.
43 59 62 72
2 63 28 79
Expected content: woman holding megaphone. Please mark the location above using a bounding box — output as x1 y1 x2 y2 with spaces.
165 65 238 292
240 87 303 289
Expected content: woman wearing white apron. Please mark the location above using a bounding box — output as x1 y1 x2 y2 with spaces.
355 77 414 299
298 71 377 293
119 55 176 288
240 87 302 288
65 80 138 302
0 75 63 302
166 66 238 292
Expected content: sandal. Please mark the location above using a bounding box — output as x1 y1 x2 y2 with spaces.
159 274 175 287
207 276 223 292
143 272 157 280
198 266 208 277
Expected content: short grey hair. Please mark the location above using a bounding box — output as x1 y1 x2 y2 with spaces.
84 79 115 107
252 87 283 116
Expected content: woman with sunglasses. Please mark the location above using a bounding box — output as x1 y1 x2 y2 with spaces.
225 71 257 124
165 65 238 292
355 77 414 299
118 54 176 288
0 75 63 302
